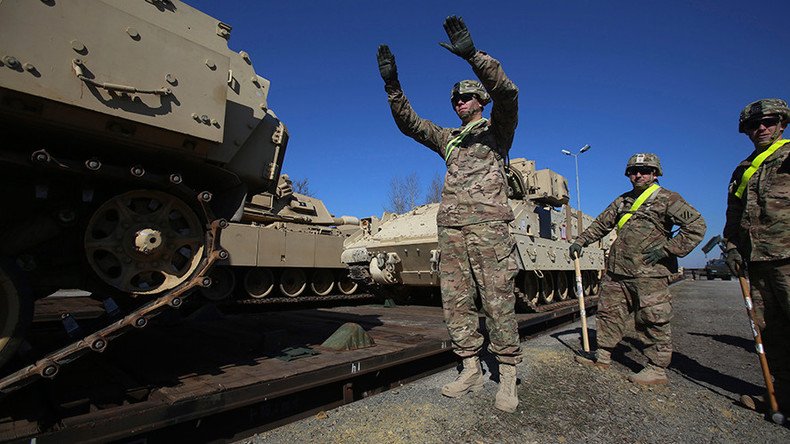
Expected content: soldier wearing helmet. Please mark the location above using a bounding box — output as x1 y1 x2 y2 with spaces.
724 98 790 417
376 16 520 412
569 153 705 385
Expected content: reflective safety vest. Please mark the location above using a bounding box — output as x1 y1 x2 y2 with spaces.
733 139 790 199
617 183 661 231
444 118 488 162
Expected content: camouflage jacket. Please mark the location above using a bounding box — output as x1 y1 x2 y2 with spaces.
723 139 790 262
385 51 518 227
575 185 706 277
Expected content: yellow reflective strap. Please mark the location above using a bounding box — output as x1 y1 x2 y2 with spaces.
444 118 488 162
617 183 661 231
734 139 790 199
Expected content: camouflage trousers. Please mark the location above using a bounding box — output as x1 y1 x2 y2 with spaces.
438 221 521 365
597 273 673 368
748 258 790 407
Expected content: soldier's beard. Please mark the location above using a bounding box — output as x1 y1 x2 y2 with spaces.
752 126 785 149
457 105 482 123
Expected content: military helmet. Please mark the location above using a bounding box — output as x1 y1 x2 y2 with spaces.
451 80 490 106
625 153 663 176
738 98 790 133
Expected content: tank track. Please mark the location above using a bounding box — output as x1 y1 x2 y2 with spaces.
0 217 228 396
228 292 376 305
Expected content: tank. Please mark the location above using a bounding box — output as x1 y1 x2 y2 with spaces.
199 174 362 301
0 0 288 370
342 158 613 309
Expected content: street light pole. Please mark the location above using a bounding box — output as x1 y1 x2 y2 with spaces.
561 144 591 241
561 144 591 213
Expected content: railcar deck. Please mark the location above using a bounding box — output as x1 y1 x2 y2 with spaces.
0 296 595 443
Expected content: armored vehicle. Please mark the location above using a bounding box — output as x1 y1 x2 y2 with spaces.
0 0 288 384
701 236 732 281
342 158 611 309
200 174 361 301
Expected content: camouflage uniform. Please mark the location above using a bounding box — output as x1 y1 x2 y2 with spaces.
384 51 521 364
724 138 790 407
575 186 706 368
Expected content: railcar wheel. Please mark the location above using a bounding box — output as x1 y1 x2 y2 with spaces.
554 271 570 301
244 268 274 298
337 272 359 295
0 267 33 369
199 266 236 301
85 190 204 295
279 268 307 298
539 272 556 304
310 269 335 296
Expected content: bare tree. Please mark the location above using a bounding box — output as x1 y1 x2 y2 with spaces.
385 172 420 214
425 173 443 204
293 178 312 196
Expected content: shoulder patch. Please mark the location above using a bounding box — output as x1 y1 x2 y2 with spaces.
667 199 700 225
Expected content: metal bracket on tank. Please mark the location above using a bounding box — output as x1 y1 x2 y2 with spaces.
72 59 171 97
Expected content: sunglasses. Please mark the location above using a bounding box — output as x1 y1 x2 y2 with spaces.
744 116 782 131
626 167 656 175
452 94 476 104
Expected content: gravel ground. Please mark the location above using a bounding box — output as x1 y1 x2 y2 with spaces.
239 279 790 443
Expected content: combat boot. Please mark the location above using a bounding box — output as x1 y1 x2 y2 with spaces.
494 364 519 413
442 356 485 398
574 348 611 369
628 364 668 385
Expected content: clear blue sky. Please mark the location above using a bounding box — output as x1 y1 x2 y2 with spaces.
184 0 788 268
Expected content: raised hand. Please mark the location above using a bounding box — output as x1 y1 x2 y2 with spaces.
439 15 476 59
377 45 398 84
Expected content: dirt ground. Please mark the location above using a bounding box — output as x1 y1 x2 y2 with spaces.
240 279 790 443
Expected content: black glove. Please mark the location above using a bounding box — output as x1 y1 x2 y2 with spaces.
643 246 669 266
376 45 398 84
569 243 583 259
439 16 476 59
725 249 743 275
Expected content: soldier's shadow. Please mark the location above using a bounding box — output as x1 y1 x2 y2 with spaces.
550 327 644 372
687 331 753 352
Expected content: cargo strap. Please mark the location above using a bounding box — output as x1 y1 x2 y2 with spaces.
617 183 661 231
733 139 789 199
444 118 488 162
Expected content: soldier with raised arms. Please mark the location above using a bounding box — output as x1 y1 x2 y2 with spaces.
570 154 706 385
724 99 790 417
376 16 521 412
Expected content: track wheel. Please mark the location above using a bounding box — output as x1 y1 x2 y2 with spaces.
199 266 236 301
554 271 570 301
84 190 204 295
520 272 539 307
539 272 555 304
279 268 307 298
582 271 593 296
244 268 274 298
336 271 359 295
310 269 335 296
0 266 33 369
589 270 602 295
